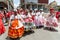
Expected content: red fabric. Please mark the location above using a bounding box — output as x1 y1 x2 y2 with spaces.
24 17 33 22
6 12 11 18
32 15 35 20
0 19 5 35
23 10 27 15
11 11 14 14
8 27 24 38
8 19 24 38
50 8 54 11
0 13 4 19
56 12 60 19
17 10 20 14
0 13 5 35
53 22 58 27
24 18 29 22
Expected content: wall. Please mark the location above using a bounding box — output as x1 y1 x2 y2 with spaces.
38 0 48 4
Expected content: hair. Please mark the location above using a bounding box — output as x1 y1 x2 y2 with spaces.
14 11 17 16
58 15 60 18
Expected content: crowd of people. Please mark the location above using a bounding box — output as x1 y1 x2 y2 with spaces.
0 8 60 40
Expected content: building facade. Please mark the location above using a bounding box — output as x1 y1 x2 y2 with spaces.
48 1 57 11
0 0 14 11
20 0 48 12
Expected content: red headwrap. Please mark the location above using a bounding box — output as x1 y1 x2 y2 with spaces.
50 8 54 11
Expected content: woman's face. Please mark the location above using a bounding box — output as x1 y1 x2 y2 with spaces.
50 10 55 13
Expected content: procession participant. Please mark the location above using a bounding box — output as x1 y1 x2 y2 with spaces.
38 9 45 27
17 9 25 19
55 9 60 31
45 8 58 30
28 10 32 17
8 11 15 26
34 9 45 28
16 10 25 22
23 10 32 22
17 8 20 13
27 10 36 29
27 10 33 21
1 11 6 23
19 8 25 15
7 11 12 18
0 11 5 35
33 9 41 28
28 10 34 20
8 11 24 40
6 11 12 20
40 9 44 14
33 9 37 16
22 10 34 31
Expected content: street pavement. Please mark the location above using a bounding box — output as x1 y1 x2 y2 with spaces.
0 25 60 40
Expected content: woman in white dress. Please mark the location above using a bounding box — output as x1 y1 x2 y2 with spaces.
44 8 58 30
34 10 45 28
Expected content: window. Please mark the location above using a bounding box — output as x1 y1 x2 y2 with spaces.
25 0 38 3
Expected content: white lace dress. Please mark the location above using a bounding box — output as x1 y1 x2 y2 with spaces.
45 15 58 28
34 12 45 26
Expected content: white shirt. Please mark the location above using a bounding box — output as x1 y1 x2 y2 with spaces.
17 14 22 19
28 13 32 17
10 15 14 20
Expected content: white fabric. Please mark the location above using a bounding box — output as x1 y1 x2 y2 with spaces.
28 13 32 17
57 23 60 31
15 16 18 19
17 14 22 19
3 18 6 23
9 15 14 26
45 15 58 27
34 12 46 26
21 15 26 18
10 15 14 20
36 12 40 16
33 12 36 15
16 20 23 29
31 12 34 15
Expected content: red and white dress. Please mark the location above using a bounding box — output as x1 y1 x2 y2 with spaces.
23 13 35 30
34 12 45 26
45 14 58 28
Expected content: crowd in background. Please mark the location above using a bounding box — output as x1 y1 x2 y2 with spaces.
0 8 60 40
